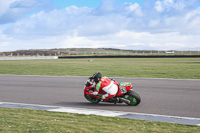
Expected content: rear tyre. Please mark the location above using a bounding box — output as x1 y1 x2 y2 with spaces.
84 94 101 103
125 90 141 106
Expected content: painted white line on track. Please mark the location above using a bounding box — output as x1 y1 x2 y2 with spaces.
0 102 200 126
49 107 127 117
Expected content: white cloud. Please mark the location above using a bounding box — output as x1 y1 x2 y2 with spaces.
60 30 200 50
155 1 163 12
0 0 51 24
0 0 200 51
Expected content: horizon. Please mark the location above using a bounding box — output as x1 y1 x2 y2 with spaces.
1 47 200 53
0 0 200 51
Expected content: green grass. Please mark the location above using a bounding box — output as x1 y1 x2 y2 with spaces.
0 107 199 133
0 58 200 79
1 58 200 132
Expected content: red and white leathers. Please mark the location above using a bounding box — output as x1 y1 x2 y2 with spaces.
91 77 119 101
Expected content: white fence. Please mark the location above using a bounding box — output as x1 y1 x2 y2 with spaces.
0 56 58 60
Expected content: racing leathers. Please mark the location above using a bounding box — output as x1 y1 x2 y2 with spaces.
91 77 118 102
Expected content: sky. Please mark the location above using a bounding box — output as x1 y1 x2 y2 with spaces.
0 0 200 51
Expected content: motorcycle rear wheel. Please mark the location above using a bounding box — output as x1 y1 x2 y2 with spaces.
84 94 101 103
125 90 141 106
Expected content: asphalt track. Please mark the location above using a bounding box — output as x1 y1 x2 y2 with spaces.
0 75 200 119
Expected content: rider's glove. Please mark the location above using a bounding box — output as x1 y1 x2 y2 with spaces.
89 91 98 96
92 91 98 95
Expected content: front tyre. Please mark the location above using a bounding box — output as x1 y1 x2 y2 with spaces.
84 94 101 103
125 90 141 106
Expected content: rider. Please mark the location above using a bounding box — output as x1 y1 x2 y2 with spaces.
88 72 119 102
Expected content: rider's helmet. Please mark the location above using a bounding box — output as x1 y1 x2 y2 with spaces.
92 72 102 83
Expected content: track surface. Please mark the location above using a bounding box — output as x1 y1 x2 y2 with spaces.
0 75 200 118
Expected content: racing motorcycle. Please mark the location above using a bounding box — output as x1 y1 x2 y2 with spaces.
84 79 141 106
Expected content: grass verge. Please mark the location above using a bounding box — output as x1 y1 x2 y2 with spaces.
0 58 200 79
0 107 200 133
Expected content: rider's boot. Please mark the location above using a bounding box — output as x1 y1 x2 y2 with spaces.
109 97 119 104
114 97 119 105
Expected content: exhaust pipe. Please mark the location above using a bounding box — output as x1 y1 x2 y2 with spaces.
119 97 130 104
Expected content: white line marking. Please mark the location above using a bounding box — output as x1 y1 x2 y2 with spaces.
1 101 200 120
1 101 200 126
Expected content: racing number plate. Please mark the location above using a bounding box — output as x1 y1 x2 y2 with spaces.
120 87 127 93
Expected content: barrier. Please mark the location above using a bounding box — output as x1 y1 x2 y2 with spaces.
0 56 58 60
59 55 200 59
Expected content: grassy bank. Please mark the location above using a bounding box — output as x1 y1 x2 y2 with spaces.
0 107 199 132
0 58 200 79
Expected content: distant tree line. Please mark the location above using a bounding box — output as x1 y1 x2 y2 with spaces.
0 48 199 56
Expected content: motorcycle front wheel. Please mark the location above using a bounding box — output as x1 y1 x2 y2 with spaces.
125 90 141 106
84 94 101 103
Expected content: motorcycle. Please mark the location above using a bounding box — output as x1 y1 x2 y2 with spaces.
84 79 141 106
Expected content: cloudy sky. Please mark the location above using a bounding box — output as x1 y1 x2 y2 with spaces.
0 0 200 51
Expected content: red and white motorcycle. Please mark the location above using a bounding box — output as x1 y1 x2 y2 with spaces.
84 79 141 106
